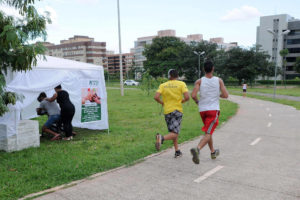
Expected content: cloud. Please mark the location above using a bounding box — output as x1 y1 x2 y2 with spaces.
220 5 261 21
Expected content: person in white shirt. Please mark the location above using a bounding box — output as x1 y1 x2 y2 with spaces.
36 92 61 141
190 60 229 164
242 83 247 97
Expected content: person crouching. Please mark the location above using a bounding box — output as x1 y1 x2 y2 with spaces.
36 92 61 141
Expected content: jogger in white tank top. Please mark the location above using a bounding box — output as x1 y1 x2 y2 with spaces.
190 60 229 164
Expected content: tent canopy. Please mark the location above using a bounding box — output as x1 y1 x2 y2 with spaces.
0 56 109 139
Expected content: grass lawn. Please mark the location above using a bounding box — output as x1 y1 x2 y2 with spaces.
229 91 300 110
0 89 238 200
227 86 300 97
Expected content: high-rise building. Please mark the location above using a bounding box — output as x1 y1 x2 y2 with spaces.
107 53 134 78
44 35 107 69
256 14 300 78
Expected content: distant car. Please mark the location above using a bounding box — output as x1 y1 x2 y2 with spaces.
124 80 139 86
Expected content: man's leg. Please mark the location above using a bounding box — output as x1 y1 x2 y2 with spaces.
42 126 60 140
208 135 215 153
156 111 182 153
163 132 179 151
191 110 220 164
43 115 61 140
197 133 212 150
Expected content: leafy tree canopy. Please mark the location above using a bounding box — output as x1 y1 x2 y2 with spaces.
0 0 50 115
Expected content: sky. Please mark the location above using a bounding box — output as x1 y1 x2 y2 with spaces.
1 0 300 52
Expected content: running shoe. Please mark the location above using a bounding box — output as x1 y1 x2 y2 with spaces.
211 149 220 159
190 148 200 164
155 133 162 151
174 150 183 158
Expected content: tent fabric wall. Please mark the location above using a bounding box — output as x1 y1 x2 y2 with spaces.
0 56 109 138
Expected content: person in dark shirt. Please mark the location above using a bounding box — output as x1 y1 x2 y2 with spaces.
46 85 75 140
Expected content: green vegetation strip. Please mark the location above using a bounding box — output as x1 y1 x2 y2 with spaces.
230 90 300 110
228 86 300 97
0 89 238 200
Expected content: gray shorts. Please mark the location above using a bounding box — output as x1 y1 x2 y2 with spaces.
164 110 183 134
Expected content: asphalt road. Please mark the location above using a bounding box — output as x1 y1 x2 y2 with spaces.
33 95 300 200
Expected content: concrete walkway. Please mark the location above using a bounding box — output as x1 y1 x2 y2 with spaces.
33 96 300 200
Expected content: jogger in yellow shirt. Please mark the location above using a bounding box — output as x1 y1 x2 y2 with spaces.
154 69 189 158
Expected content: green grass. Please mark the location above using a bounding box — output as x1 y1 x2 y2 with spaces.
0 89 238 200
228 86 300 97
230 90 300 110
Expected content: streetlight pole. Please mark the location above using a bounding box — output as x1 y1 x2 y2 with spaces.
267 29 290 99
117 0 124 96
193 51 205 79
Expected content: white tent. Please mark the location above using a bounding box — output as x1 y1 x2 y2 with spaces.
0 56 109 139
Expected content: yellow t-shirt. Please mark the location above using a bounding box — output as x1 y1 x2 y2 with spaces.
157 80 188 114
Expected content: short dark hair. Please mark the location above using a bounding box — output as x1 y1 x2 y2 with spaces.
55 85 62 90
204 60 214 73
37 92 47 102
169 69 178 78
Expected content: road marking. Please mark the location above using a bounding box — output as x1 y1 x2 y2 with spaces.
267 122 272 127
250 137 261 146
269 114 272 117
194 165 224 183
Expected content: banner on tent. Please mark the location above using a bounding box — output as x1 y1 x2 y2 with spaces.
81 79 102 123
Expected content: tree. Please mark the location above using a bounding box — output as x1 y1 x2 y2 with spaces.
143 36 187 78
182 41 218 81
295 57 300 74
139 71 166 96
143 38 219 82
220 46 272 85
0 0 50 116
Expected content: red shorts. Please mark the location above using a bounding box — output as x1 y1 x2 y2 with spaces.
200 110 220 135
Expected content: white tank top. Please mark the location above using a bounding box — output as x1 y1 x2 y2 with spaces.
243 84 247 89
198 76 220 112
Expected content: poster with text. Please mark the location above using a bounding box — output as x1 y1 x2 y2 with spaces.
81 80 101 123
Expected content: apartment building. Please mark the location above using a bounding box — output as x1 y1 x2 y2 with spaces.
209 37 238 51
107 53 134 77
256 14 300 78
44 35 107 68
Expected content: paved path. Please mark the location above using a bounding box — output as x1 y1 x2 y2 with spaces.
234 91 300 102
34 96 300 200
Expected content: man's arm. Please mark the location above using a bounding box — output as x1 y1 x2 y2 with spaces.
191 79 201 104
181 92 190 103
219 78 229 98
154 92 163 105
46 93 57 102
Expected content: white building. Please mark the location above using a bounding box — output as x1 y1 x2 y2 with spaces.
256 14 300 78
257 15 292 71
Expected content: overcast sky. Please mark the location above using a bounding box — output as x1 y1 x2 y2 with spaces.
1 0 300 52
